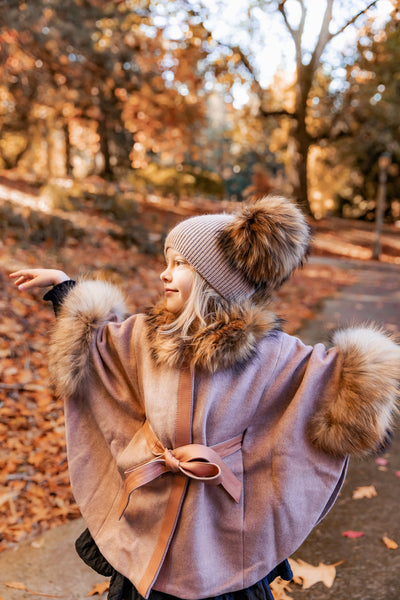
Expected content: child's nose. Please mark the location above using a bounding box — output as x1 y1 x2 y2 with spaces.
160 268 171 282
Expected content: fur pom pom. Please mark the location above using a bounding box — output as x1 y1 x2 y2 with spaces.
309 326 400 457
218 195 310 296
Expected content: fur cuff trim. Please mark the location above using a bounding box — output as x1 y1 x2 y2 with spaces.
309 327 400 457
49 280 128 398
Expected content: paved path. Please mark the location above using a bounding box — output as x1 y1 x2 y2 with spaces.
291 256 400 600
297 256 400 344
0 517 107 599
0 256 399 600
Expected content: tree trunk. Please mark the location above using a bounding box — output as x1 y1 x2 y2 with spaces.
292 123 312 216
63 121 72 176
97 91 113 178
97 116 113 177
46 116 55 179
292 70 313 216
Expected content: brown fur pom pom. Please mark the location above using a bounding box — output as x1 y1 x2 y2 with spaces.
218 196 310 296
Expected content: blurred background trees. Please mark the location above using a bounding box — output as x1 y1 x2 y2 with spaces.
0 0 399 221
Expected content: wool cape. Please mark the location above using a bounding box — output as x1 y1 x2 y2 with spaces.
48 279 400 600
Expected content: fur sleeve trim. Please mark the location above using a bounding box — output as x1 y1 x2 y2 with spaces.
309 326 400 457
48 280 128 398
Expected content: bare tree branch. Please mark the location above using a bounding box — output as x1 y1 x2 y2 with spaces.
311 128 352 143
329 0 379 40
230 45 255 77
309 0 334 72
277 0 296 38
278 0 303 68
297 0 307 40
310 115 351 143
260 108 297 118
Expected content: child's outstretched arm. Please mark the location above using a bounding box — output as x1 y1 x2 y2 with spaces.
9 269 70 291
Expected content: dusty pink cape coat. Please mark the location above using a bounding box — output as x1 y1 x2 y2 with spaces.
48 280 400 599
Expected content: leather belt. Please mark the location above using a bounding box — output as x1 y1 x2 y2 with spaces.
118 420 243 518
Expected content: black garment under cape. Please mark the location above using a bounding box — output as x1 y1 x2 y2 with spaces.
75 528 293 600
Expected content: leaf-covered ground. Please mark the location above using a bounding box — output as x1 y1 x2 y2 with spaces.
1 180 398 551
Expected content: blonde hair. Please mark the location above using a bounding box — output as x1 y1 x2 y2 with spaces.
160 269 228 338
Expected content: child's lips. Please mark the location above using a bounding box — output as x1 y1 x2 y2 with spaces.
164 288 178 294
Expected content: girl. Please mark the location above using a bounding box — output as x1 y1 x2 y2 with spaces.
10 196 400 600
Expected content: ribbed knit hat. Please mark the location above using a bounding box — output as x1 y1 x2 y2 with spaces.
165 195 310 302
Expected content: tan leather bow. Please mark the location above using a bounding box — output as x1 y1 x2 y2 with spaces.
118 420 242 518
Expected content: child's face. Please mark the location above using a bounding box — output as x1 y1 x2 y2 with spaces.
160 248 194 313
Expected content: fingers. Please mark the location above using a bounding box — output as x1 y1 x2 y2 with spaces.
9 270 32 280
10 270 37 279
9 270 41 290
10 268 70 290
12 275 30 287
17 279 38 290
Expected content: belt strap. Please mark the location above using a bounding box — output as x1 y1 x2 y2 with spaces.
120 369 242 599
118 420 242 518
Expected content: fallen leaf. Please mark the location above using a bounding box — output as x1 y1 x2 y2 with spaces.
4 583 26 590
4 581 65 597
0 491 18 507
382 535 398 549
342 530 364 538
288 558 341 589
375 457 388 466
31 537 45 549
395 471 400 478
87 581 110 596
269 577 294 600
352 485 377 499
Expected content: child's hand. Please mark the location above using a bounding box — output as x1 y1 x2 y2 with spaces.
9 269 70 291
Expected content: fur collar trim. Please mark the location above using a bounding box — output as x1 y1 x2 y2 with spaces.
145 301 281 373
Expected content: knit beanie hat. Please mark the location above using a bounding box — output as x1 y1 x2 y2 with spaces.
165 195 310 302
